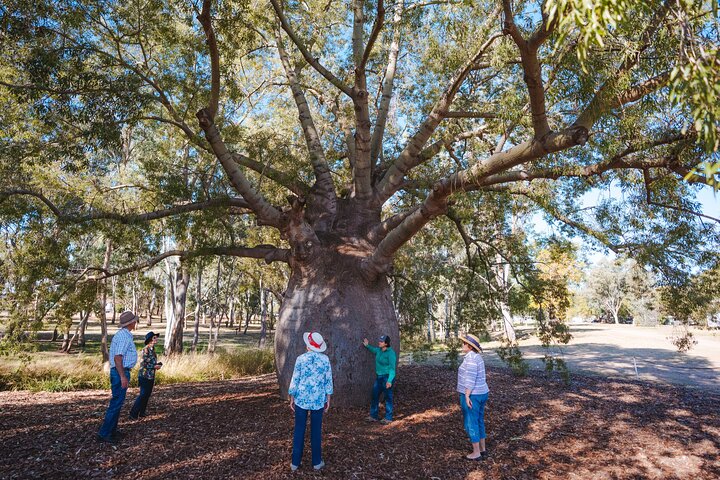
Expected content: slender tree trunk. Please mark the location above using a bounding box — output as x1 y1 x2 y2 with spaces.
163 261 176 351
51 327 58 342
258 281 267 348
111 277 117 324
168 265 190 354
229 297 235 329
99 241 112 363
78 309 90 349
147 288 156 326
60 330 70 352
192 267 203 352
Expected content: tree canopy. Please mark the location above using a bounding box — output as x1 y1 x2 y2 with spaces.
1 0 719 401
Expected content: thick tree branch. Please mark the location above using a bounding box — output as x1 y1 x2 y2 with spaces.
269 0 354 98
196 109 284 227
350 0 375 201
198 0 221 120
275 31 337 225
370 2 403 168
502 0 552 138
366 206 421 244
375 19 502 205
475 131 697 188
363 126 590 280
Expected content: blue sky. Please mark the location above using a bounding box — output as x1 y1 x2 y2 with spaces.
532 184 719 266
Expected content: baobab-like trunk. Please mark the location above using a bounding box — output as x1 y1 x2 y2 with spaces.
275 239 399 408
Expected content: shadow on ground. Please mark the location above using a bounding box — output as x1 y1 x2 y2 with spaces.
1 365 718 479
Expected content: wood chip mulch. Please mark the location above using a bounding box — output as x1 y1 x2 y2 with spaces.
1 365 718 479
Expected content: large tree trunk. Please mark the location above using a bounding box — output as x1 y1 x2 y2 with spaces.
274 245 399 408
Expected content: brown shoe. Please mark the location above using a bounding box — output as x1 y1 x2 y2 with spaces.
365 415 379 422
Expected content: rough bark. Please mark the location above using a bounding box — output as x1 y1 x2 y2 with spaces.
274 231 399 407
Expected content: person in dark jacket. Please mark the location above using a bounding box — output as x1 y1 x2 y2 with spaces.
129 331 162 420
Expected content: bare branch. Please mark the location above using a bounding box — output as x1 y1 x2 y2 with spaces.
502 0 551 138
196 109 285 227
275 30 337 225
363 125 590 280
366 206 420 244
89 246 291 280
198 0 221 119
375 19 502 205
370 2 404 167
0 190 254 224
361 0 385 70
232 153 310 197
443 111 497 119
269 0 354 98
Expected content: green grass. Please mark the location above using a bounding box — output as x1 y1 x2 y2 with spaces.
0 347 275 392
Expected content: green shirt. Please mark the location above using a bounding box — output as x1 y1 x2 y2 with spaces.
365 345 397 384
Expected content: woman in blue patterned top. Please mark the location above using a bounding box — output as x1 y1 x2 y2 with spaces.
457 333 489 461
129 331 162 420
288 331 333 472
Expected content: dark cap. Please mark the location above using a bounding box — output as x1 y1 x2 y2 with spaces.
144 331 159 345
379 335 390 346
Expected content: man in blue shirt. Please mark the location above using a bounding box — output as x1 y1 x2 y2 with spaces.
97 311 138 443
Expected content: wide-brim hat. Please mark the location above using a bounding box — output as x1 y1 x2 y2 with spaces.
303 331 327 353
118 311 138 328
459 333 482 353
144 331 159 345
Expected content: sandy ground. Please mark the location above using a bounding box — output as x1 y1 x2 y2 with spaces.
410 324 720 393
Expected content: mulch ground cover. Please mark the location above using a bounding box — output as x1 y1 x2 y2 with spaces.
0 364 718 479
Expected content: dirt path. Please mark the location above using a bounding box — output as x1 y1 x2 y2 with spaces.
1 365 718 479
411 324 720 393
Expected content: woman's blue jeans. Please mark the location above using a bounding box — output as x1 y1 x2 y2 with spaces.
98 367 130 439
292 406 323 467
459 392 488 443
370 375 393 420
130 376 155 418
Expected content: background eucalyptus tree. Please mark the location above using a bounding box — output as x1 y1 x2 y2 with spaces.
1 0 718 405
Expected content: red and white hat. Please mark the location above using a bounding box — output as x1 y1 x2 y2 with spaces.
303 331 327 353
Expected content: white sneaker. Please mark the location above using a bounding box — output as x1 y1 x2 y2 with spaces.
290 464 299 472
313 461 325 471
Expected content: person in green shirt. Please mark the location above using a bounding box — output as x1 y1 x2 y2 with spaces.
362 335 397 424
